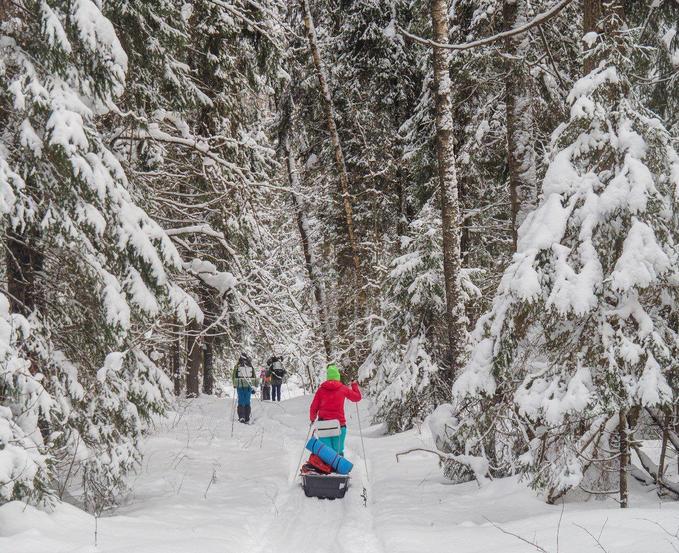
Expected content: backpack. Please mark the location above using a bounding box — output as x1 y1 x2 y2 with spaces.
307 454 333 474
237 365 253 379
271 360 285 381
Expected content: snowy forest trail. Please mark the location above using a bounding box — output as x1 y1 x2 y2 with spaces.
3 394 679 553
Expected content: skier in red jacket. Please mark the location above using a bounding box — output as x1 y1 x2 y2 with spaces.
309 364 362 455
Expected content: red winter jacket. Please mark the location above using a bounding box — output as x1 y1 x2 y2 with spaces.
309 380 362 426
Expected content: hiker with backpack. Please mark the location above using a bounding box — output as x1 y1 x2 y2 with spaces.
309 364 362 456
232 353 259 423
259 367 271 401
268 355 286 402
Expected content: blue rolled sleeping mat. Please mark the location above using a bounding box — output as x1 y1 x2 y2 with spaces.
305 437 353 475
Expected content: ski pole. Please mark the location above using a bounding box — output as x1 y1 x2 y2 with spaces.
294 421 314 481
230 391 237 438
355 402 369 506
355 402 369 480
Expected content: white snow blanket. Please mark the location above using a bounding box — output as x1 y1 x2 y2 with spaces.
1 395 678 553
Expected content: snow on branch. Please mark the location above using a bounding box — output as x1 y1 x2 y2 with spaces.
397 0 574 51
185 259 237 296
630 442 679 497
395 448 490 485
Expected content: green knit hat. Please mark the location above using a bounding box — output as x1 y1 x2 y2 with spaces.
326 364 341 381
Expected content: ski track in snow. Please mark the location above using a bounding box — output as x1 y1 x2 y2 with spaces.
2 394 679 553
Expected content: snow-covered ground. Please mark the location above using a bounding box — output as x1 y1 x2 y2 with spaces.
2 394 678 553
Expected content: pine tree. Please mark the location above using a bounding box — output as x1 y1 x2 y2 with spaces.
450 2 679 504
0 0 199 506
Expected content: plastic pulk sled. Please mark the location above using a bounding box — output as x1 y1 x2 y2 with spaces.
300 421 352 499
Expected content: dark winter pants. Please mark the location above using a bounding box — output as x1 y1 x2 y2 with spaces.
271 383 282 401
236 387 253 422
237 404 252 422
262 385 271 401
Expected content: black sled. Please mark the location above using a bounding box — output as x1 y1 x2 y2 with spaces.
301 472 350 499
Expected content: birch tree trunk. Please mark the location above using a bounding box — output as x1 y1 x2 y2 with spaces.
431 0 466 381
504 0 537 249
300 0 364 307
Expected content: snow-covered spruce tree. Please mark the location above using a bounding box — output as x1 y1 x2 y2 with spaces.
107 0 302 397
362 200 481 432
0 293 51 502
627 0 679 135
445 4 679 503
1 0 200 507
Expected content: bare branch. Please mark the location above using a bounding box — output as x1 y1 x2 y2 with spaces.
484 516 551 553
574 521 610 553
397 0 574 51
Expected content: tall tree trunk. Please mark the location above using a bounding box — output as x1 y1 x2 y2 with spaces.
5 225 49 439
675 405 679 477
619 409 629 508
172 319 182 396
583 0 602 74
202 333 214 395
584 0 625 74
431 0 466 382
504 0 537 249
396 173 407 247
287 149 333 361
186 321 201 398
657 410 670 496
300 0 364 310
279 85 333 362
6 228 44 317
200 287 216 395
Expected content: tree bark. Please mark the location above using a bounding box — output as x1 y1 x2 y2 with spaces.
172 322 182 396
504 0 537 249
583 0 602 74
619 409 629 508
300 0 364 308
5 225 48 439
583 0 625 74
657 410 671 495
430 0 466 382
202 333 214 395
5 228 44 317
186 321 201 398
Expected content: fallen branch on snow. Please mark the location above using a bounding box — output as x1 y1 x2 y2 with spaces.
483 516 551 553
395 447 491 486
